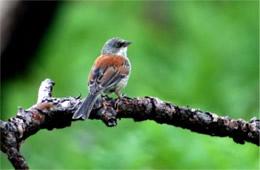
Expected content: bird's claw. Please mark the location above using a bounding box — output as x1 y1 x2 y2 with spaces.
75 93 81 99
117 93 126 99
101 94 109 99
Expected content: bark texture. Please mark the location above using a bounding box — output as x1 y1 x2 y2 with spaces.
1 79 259 169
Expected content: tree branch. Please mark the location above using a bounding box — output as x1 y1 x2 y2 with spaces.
1 79 259 169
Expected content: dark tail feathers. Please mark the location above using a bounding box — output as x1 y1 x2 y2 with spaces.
72 94 98 120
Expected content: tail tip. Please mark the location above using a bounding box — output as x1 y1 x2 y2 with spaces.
72 113 82 120
72 112 89 120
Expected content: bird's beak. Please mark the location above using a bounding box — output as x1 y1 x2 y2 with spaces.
123 41 132 47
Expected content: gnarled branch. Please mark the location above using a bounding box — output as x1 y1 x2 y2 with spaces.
1 79 259 169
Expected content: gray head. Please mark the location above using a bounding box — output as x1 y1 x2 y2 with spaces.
101 37 131 57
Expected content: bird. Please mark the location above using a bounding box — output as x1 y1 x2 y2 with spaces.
72 37 132 120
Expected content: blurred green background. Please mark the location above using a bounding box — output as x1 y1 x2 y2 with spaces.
1 1 259 169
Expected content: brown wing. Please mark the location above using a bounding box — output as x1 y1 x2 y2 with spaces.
88 55 130 94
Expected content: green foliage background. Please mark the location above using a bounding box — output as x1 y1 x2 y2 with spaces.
1 1 259 169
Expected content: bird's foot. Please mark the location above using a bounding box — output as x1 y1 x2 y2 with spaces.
120 93 127 98
75 93 81 99
101 94 109 99
116 93 126 99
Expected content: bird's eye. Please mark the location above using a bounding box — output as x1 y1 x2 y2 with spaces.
115 42 122 48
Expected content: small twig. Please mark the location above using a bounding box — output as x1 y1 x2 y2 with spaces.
1 79 259 169
37 78 55 103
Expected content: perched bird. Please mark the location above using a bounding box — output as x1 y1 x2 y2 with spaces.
72 37 132 120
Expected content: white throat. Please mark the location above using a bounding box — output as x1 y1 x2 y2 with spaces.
116 47 128 57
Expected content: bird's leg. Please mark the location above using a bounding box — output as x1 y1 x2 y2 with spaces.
115 91 126 99
101 94 109 99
